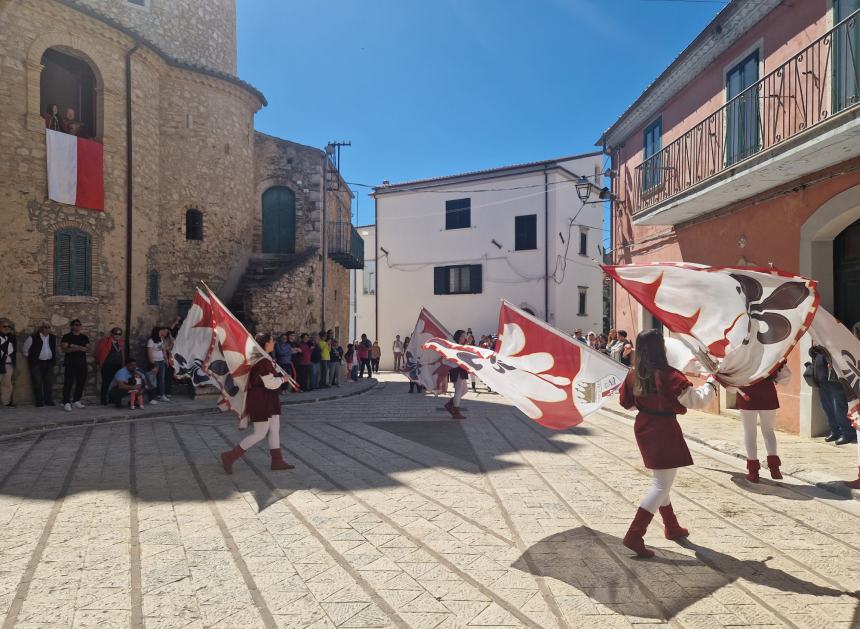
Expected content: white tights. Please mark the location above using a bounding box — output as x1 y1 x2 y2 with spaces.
452 379 469 407
739 410 777 460
239 415 281 450
639 468 677 514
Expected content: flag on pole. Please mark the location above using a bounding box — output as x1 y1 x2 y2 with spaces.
423 301 629 429
810 306 860 418
171 288 218 387
603 263 818 388
403 308 453 394
46 129 104 211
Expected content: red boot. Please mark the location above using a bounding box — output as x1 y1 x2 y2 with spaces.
623 507 655 558
746 459 760 483
221 445 245 475
270 448 295 470
766 455 783 480
444 399 454 415
658 504 689 540
450 407 465 420
845 467 860 490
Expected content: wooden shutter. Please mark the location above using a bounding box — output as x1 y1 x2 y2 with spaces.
70 230 91 296
469 264 482 294
434 267 447 295
54 230 72 295
148 270 159 305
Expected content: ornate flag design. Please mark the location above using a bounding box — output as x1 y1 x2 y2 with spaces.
810 306 860 419
403 308 453 394
603 263 819 388
423 301 629 429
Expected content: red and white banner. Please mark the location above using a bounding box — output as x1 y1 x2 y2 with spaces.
810 307 860 419
46 129 104 211
424 301 629 429
403 308 453 394
171 286 296 427
603 263 819 388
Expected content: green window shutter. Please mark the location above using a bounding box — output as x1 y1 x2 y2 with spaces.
469 264 482 294
70 230 91 296
148 270 159 305
434 267 447 294
54 230 72 295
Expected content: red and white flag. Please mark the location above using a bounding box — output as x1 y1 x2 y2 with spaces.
603 263 819 388
46 129 104 211
810 307 860 419
423 301 629 429
403 308 453 394
171 288 218 388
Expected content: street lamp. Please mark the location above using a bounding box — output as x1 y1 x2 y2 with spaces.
575 176 591 202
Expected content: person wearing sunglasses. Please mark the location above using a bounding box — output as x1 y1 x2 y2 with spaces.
0 318 16 407
22 322 57 407
95 328 125 405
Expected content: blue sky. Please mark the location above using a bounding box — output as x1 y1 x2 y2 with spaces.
236 0 723 227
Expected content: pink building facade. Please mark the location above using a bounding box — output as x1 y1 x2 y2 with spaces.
602 0 860 436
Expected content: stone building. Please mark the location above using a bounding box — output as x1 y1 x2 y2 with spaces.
0 0 361 404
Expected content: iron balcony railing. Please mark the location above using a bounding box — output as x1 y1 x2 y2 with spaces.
328 222 364 269
632 8 860 216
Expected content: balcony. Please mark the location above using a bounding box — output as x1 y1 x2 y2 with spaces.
328 222 364 269
631 9 860 225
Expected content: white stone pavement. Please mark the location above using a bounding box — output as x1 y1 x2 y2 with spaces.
0 373 858 628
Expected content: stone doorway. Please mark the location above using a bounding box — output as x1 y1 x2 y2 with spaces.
835 217 860 330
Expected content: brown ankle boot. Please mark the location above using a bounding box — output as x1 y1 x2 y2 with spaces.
623 507 655 558
745 459 760 483
444 399 454 415
658 504 689 540
766 455 783 480
270 448 295 470
845 467 860 490
221 445 245 475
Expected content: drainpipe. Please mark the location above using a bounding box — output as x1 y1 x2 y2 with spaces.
124 42 140 352
544 168 550 323
321 151 328 331
374 195 378 343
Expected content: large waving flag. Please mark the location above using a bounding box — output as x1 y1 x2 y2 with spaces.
603 263 819 388
810 307 860 418
424 301 628 429
171 286 296 427
403 308 453 394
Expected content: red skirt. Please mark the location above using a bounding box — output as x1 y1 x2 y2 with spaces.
634 412 693 469
246 388 281 422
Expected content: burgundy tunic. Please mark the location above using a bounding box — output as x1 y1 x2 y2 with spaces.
246 359 281 422
619 367 694 470
736 378 779 411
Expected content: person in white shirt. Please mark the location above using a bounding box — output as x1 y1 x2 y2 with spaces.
22 322 57 407
392 335 404 372
0 318 16 407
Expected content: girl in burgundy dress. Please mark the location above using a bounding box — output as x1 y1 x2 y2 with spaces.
736 362 791 482
221 333 295 474
619 329 717 558
444 329 469 420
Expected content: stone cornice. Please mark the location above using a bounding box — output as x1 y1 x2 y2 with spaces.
597 0 782 149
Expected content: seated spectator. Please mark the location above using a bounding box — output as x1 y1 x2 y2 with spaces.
42 104 62 131
109 358 146 408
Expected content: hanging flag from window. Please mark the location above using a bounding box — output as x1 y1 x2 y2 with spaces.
46 129 104 211
423 301 629 429
403 308 453 394
603 263 819 388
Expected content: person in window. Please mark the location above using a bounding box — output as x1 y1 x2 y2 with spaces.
146 326 169 403
618 329 717 558
63 107 83 137
42 104 62 131
60 319 90 411
108 357 147 408
95 327 125 405
737 362 791 482
444 330 470 420
22 322 57 407
221 333 295 474
0 318 17 407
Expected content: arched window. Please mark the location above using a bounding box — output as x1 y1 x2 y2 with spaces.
54 228 91 296
186 208 203 241
261 187 296 253
40 48 97 138
148 270 160 305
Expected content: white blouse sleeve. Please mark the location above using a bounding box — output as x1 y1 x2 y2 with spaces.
773 364 792 385
261 372 283 390
678 382 716 410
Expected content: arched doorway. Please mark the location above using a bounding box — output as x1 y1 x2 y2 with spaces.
835 217 860 329
261 186 295 254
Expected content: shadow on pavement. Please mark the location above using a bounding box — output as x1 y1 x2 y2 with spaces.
702 467 851 502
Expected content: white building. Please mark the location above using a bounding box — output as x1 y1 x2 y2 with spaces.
351 224 377 343
371 153 606 371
